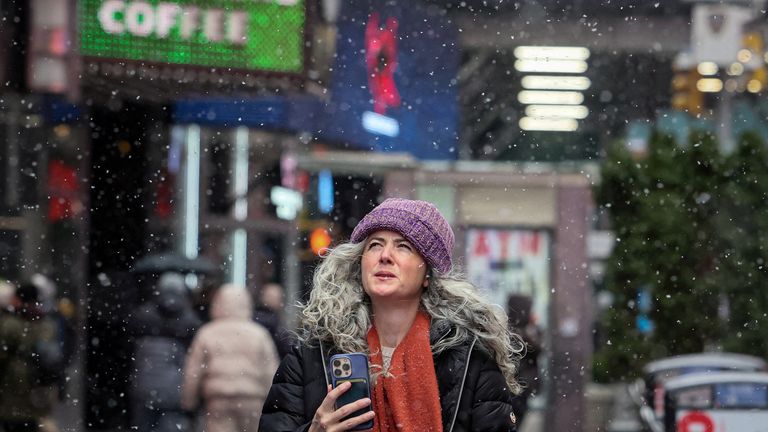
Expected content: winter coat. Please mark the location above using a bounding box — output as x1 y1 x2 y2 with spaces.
259 320 518 432
0 310 59 421
181 287 279 411
129 285 201 410
253 306 291 359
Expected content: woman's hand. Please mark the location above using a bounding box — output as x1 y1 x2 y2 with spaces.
308 382 375 432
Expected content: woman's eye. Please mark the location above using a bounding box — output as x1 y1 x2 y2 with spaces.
397 243 412 251
368 242 382 249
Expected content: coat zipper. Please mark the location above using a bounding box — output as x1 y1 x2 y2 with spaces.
319 339 330 388
447 335 477 432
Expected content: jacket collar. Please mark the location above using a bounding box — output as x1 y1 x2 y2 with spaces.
429 318 453 345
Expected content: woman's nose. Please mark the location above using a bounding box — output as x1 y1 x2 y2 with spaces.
379 243 394 263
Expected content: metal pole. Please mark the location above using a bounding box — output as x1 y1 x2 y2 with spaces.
282 136 301 330
283 222 301 331
717 90 734 154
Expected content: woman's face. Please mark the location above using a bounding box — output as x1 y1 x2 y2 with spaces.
361 230 429 305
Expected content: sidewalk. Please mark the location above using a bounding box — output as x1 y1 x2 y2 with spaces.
53 355 84 432
519 409 543 432
604 382 644 432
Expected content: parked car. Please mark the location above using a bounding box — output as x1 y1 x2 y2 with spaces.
628 352 767 432
663 371 768 432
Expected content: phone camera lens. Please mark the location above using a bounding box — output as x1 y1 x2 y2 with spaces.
334 369 342 377
333 360 341 367
342 363 351 371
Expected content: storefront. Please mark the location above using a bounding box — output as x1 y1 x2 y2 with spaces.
0 0 88 299
70 1 314 429
413 164 594 432
0 93 88 300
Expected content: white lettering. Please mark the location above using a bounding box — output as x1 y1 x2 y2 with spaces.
125 1 154 37
204 9 223 42
180 6 199 40
94 1 255 46
276 0 299 5
155 3 181 38
227 11 248 45
98 0 125 34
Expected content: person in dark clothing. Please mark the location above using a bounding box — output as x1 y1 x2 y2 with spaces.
0 283 60 432
29 274 77 401
506 294 542 427
260 198 524 432
252 283 290 358
128 272 201 432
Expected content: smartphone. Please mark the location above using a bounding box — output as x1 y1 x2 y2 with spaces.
329 352 374 430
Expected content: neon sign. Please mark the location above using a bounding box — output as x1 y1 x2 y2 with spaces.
365 13 400 115
362 12 400 136
79 0 305 73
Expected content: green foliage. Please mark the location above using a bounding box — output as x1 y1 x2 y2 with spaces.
715 132 768 356
594 130 768 382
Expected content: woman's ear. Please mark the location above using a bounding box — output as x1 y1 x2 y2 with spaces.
422 272 431 288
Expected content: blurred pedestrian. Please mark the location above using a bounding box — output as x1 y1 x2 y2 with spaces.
506 294 542 426
260 198 524 431
28 274 77 401
0 280 14 313
252 282 290 358
0 283 61 432
128 272 201 432
182 284 279 432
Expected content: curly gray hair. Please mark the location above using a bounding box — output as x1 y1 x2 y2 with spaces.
297 241 524 394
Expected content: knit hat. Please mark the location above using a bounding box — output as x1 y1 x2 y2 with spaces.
351 198 454 273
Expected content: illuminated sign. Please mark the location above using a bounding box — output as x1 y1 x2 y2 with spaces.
78 0 305 73
321 0 459 160
465 229 551 329
270 186 302 220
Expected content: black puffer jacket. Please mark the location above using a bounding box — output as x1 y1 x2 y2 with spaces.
128 283 201 410
259 321 517 432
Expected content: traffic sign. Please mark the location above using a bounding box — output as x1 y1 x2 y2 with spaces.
678 411 714 432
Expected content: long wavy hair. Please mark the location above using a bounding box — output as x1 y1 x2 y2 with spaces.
298 241 524 394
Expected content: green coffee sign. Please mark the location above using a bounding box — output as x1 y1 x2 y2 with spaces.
79 0 305 73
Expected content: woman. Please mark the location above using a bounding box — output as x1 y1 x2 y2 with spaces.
260 198 523 432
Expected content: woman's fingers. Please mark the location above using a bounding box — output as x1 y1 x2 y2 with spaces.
333 397 372 421
309 385 339 432
311 382 354 432
335 400 375 431
320 381 350 409
312 382 375 431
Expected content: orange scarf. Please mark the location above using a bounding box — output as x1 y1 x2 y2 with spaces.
367 311 443 432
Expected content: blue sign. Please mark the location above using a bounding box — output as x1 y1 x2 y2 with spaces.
318 169 334 214
636 315 655 334
319 0 459 160
636 286 654 334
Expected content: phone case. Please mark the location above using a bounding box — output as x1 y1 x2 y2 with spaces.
329 352 374 430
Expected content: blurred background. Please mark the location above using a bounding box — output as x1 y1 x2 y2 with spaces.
2 0 768 431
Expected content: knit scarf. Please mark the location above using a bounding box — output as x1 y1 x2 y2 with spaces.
367 311 443 432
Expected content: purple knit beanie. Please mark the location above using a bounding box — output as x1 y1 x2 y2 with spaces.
351 198 454 273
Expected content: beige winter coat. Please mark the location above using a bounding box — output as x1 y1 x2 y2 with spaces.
181 285 279 411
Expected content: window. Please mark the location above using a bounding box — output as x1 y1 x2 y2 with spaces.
715 383 768 409
674 385 712 409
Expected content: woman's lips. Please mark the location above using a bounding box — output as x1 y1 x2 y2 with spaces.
374 271 396 278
